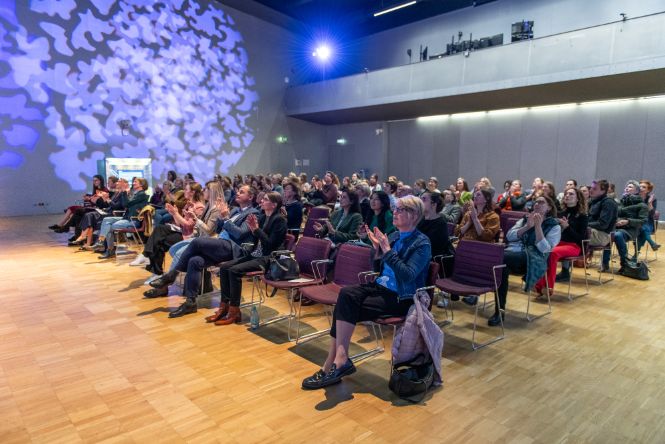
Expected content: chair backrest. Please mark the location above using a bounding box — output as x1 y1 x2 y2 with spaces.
446 222 456 237
293 236 332 277
452 240 505 287
332 243 373 286
500 210 527 238
284 233 296 251
302 206 331 238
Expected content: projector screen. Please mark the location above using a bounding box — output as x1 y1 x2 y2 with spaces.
0 0 259 192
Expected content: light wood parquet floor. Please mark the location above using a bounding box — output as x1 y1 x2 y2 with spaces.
1 215 665 443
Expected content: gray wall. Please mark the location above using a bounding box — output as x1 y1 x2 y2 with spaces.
375 98 665 192
341 0 665 77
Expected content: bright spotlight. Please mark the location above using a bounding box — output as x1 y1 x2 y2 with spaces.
313 44 331 61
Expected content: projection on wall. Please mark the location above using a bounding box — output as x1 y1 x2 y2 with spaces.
0 0 258 191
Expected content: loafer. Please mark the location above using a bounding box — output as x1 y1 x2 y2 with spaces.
48 224 60 230
301 359 356 390
168 299 197 318
143 287 168 298
652 244 660 251
150 270 178 288
487 312 504 327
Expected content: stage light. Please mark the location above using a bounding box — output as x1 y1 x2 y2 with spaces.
313 44 331 61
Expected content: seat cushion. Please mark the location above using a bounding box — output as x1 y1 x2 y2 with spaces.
300 283 342 305
435 278 493 296
262 276 323 290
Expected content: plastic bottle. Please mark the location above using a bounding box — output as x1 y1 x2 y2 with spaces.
250 305 259 330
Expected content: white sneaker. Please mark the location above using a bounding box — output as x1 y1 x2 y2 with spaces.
144 274 161 285
129 254 148 266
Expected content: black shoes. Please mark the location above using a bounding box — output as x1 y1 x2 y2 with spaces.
487 312 505 327
48 224 60 230
68 239 84 246
144 287 168 298
652 244 661 252
555 271 571 283
168 299 197 318
302 359 356 390
149 270 178 288
98 249 115 259
462 296 478 306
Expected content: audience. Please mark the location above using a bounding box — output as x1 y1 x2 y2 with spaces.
440 189 462 224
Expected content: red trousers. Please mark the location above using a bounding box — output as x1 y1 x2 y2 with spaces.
535 241 581 293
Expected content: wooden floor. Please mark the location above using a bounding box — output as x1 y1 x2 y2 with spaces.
1 215 665 443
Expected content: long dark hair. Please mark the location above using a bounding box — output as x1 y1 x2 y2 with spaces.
92 174 106 193
367 191 391 231
344 189 360 214
422 191 444 213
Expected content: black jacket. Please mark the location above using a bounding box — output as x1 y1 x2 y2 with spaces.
588 194 618 233
250 212 287 256
560 208 588 246
617 194 649 239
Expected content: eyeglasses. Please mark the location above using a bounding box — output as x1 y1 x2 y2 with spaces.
394 206 412 214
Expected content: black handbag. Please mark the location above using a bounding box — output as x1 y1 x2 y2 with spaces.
620 260 649 280
388 354 435 402
264 251 300 281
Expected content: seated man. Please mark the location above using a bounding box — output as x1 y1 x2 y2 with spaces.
602 180 648 273
148 185 259 317
587 179 619 271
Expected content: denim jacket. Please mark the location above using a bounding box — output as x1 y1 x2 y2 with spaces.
374 230 431 301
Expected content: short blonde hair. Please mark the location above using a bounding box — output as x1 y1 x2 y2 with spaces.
396 195 424 225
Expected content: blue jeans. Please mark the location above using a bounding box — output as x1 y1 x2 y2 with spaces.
154 209 173 226
168 238 194 272
99 216 123 239
105 219 140 250
603 229 631 267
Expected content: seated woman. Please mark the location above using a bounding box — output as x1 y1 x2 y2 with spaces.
205 192 287 325
49 174 108 234
448 188 501 305
69 181 129 249
441 189 462 224
489 195 561 326
302 196 431 390
498 179 527 211
543 181 563 214
313 189 363 245
143 182 222 297
305 171 339 207
283 181 304 235
534 188 587 294
418 191 454 260
140 182 206 277
95 178 149 258
358 191 395 243
456 188 501 243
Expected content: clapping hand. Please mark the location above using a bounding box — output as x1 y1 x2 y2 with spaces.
165 202 176 215
324 220 335 235
246 214 259 231
215 197 230 218
532 213 543 227
367 226 391 253
559 216 569 229
469 202 478 220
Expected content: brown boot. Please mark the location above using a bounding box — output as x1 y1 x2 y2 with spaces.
214 306 242 326
205 302 228 323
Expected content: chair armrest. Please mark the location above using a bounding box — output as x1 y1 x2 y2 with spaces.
358 271 379 284
311 259 333 282
433 254 454 278
270 250 293 257
492 264 507 291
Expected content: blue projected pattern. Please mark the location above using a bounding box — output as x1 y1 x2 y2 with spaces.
0 0 258 190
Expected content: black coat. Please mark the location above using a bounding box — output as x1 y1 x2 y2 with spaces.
250 212 287 256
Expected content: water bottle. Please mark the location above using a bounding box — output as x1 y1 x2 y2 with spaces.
250 305 259 330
